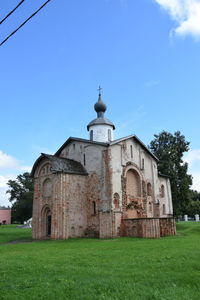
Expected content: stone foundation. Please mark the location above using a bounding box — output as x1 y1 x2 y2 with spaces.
121 217 176 238
159 217 176 237
99 212 113 238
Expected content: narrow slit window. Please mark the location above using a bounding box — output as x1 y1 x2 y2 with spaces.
141 158 144 170
130 145 133 158
161 185 165 198
147 183 152 196
83 154 86 166
90 130 93 141
149 202 152 213
92 201 96 215
163 204 166 215
108 129 111 141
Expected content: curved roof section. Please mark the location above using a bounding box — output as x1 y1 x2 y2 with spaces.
31 153 88 177
87 117 115 131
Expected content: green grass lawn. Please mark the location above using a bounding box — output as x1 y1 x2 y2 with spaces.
0 222 200 300
0 225 32 244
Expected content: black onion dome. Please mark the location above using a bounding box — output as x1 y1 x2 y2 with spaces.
94 93 107 113
87 88 115 131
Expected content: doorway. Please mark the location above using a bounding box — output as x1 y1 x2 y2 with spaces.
47 214 51 236
41 205 52 238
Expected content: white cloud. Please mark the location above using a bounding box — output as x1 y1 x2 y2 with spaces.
154 0 200 40
184 149 200 191
0 175 15 207
0 150 31 172
191 171 200 191
184 149 200 167
0 150 19 169
0 150 32 207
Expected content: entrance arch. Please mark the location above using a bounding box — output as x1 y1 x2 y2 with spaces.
41 205 52 238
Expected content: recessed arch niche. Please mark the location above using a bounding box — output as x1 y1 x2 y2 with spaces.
126 169 141 198
42 178 52 198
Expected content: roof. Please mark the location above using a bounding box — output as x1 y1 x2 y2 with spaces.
31 134 158 177
55 135 158 161
31 153 88 177
55 136 109 156
158 173 171 178
110 134 159 161
87 117 115 130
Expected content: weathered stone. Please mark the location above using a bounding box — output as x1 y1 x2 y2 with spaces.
31 92 176 240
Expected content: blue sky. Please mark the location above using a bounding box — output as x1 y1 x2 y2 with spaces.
1 0 200 206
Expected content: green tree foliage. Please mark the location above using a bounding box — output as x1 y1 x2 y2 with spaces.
186 190 200 216
149 131 192 216
6 172 33 223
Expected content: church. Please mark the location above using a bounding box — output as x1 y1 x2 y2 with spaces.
31 89 176 239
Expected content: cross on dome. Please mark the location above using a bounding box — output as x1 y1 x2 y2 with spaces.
98 85 102 95
94 86 107 115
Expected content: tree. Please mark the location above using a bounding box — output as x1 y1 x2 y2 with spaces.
6 172 33 223
149 131 192 216
186 190 200 216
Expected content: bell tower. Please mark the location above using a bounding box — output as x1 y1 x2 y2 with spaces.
87 87 115 142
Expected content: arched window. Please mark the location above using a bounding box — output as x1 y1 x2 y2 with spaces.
163 204 166 215
90 130 93 141
39 163 51 176
108 129 111 141
126 169 141 197
113 193 120 209
147 183 152 196
43 178 52 198
161 185 165 198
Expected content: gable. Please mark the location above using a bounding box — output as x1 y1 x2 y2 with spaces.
31 153 88 177
110 135 158 162
55 137 109 157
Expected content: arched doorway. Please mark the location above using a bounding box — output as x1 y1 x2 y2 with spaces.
47 210 51 236
41 205 52 238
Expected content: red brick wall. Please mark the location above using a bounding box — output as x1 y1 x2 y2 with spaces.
99 212 113 238
159 218 176 236
122 217 176 238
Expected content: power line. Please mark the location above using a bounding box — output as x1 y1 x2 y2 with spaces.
0 0 52 47
0 0 26 25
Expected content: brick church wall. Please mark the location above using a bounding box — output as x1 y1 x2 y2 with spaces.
159 217 176 236
121 217 176 238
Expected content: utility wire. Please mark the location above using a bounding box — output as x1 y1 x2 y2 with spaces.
0 0 26 25
0 0 52 47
